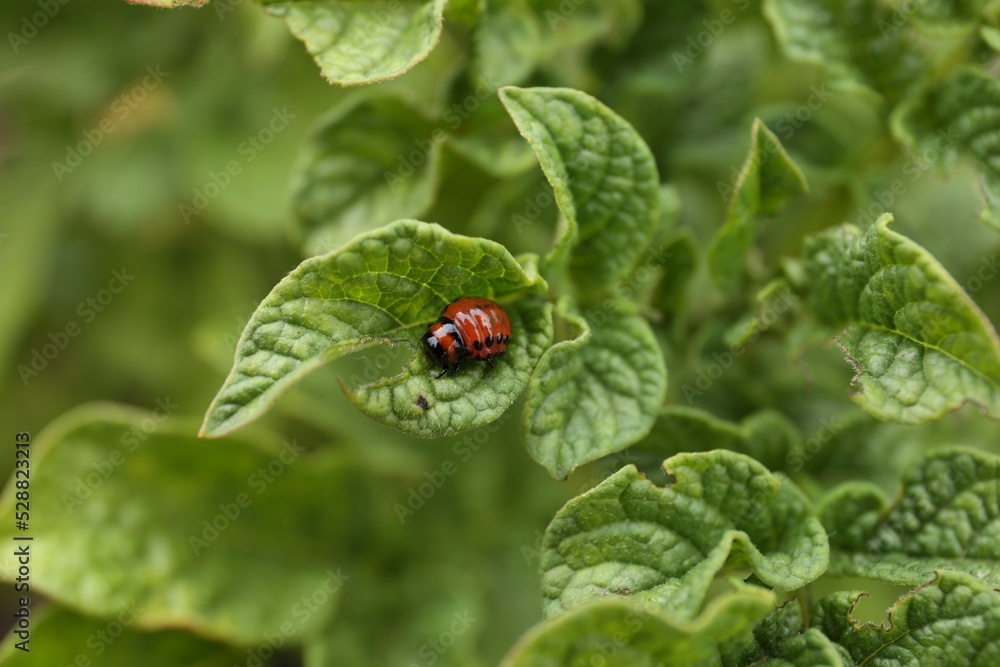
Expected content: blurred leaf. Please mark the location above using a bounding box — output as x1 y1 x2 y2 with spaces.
201 219 546 438
763 0 930 102
819 447 1000 586
291 96 442 256
651 231 698 316
707 119 808 294
0 404 364 645
892 66 1000 231
812 571 1000 666
721 598 845 667
343 297 553 437
260 0 446 86
473 0 541 86
0 607 240 667
639 406 800 473
540 451 828 618
499 86 661 292
521 300 666 479
501 587 776 667
804 213 1000 423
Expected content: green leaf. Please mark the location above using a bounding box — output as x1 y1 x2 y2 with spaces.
0 405 362 645
893 66 1000 230
343 297 553 437
819 447 1000 586
708 119 808 294
722 599 846 667
0 607 240 667
501 587 776 667
521 300 667 479
499 86 661 292
804 213 1000 423
291 96 442 256
813 571 1000 666
540 451 829 619
763 0 930 102
260 0 446 86
639 406 801 474
651 230 698 315
200 219 546 438
473 0 541 86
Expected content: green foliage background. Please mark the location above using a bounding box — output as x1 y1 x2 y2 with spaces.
1 0 999 665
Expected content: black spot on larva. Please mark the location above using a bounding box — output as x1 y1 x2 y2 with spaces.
473 340 483 351
504 334 510 344
416 395 429 411
485 335 493 347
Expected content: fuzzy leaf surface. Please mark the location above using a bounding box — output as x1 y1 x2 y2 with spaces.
499 86 660 291
819 447 1000 586
521 302 666 479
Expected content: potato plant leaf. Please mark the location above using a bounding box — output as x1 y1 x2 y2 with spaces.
708 119 808 294
291 96 442 256
501 587 776 667
499 86 661 292
763 0 930 102
819 447 1000 586
540 451 828 619
201 219 545 438
892 66 1000 230
521 300 666 479
0 405 365 646
812 571 1000 666
259 0 446 86
804 213 1000 423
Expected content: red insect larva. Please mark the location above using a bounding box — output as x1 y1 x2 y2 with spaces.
422 297 512 378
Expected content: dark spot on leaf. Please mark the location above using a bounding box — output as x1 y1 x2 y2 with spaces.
416 395 429 411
